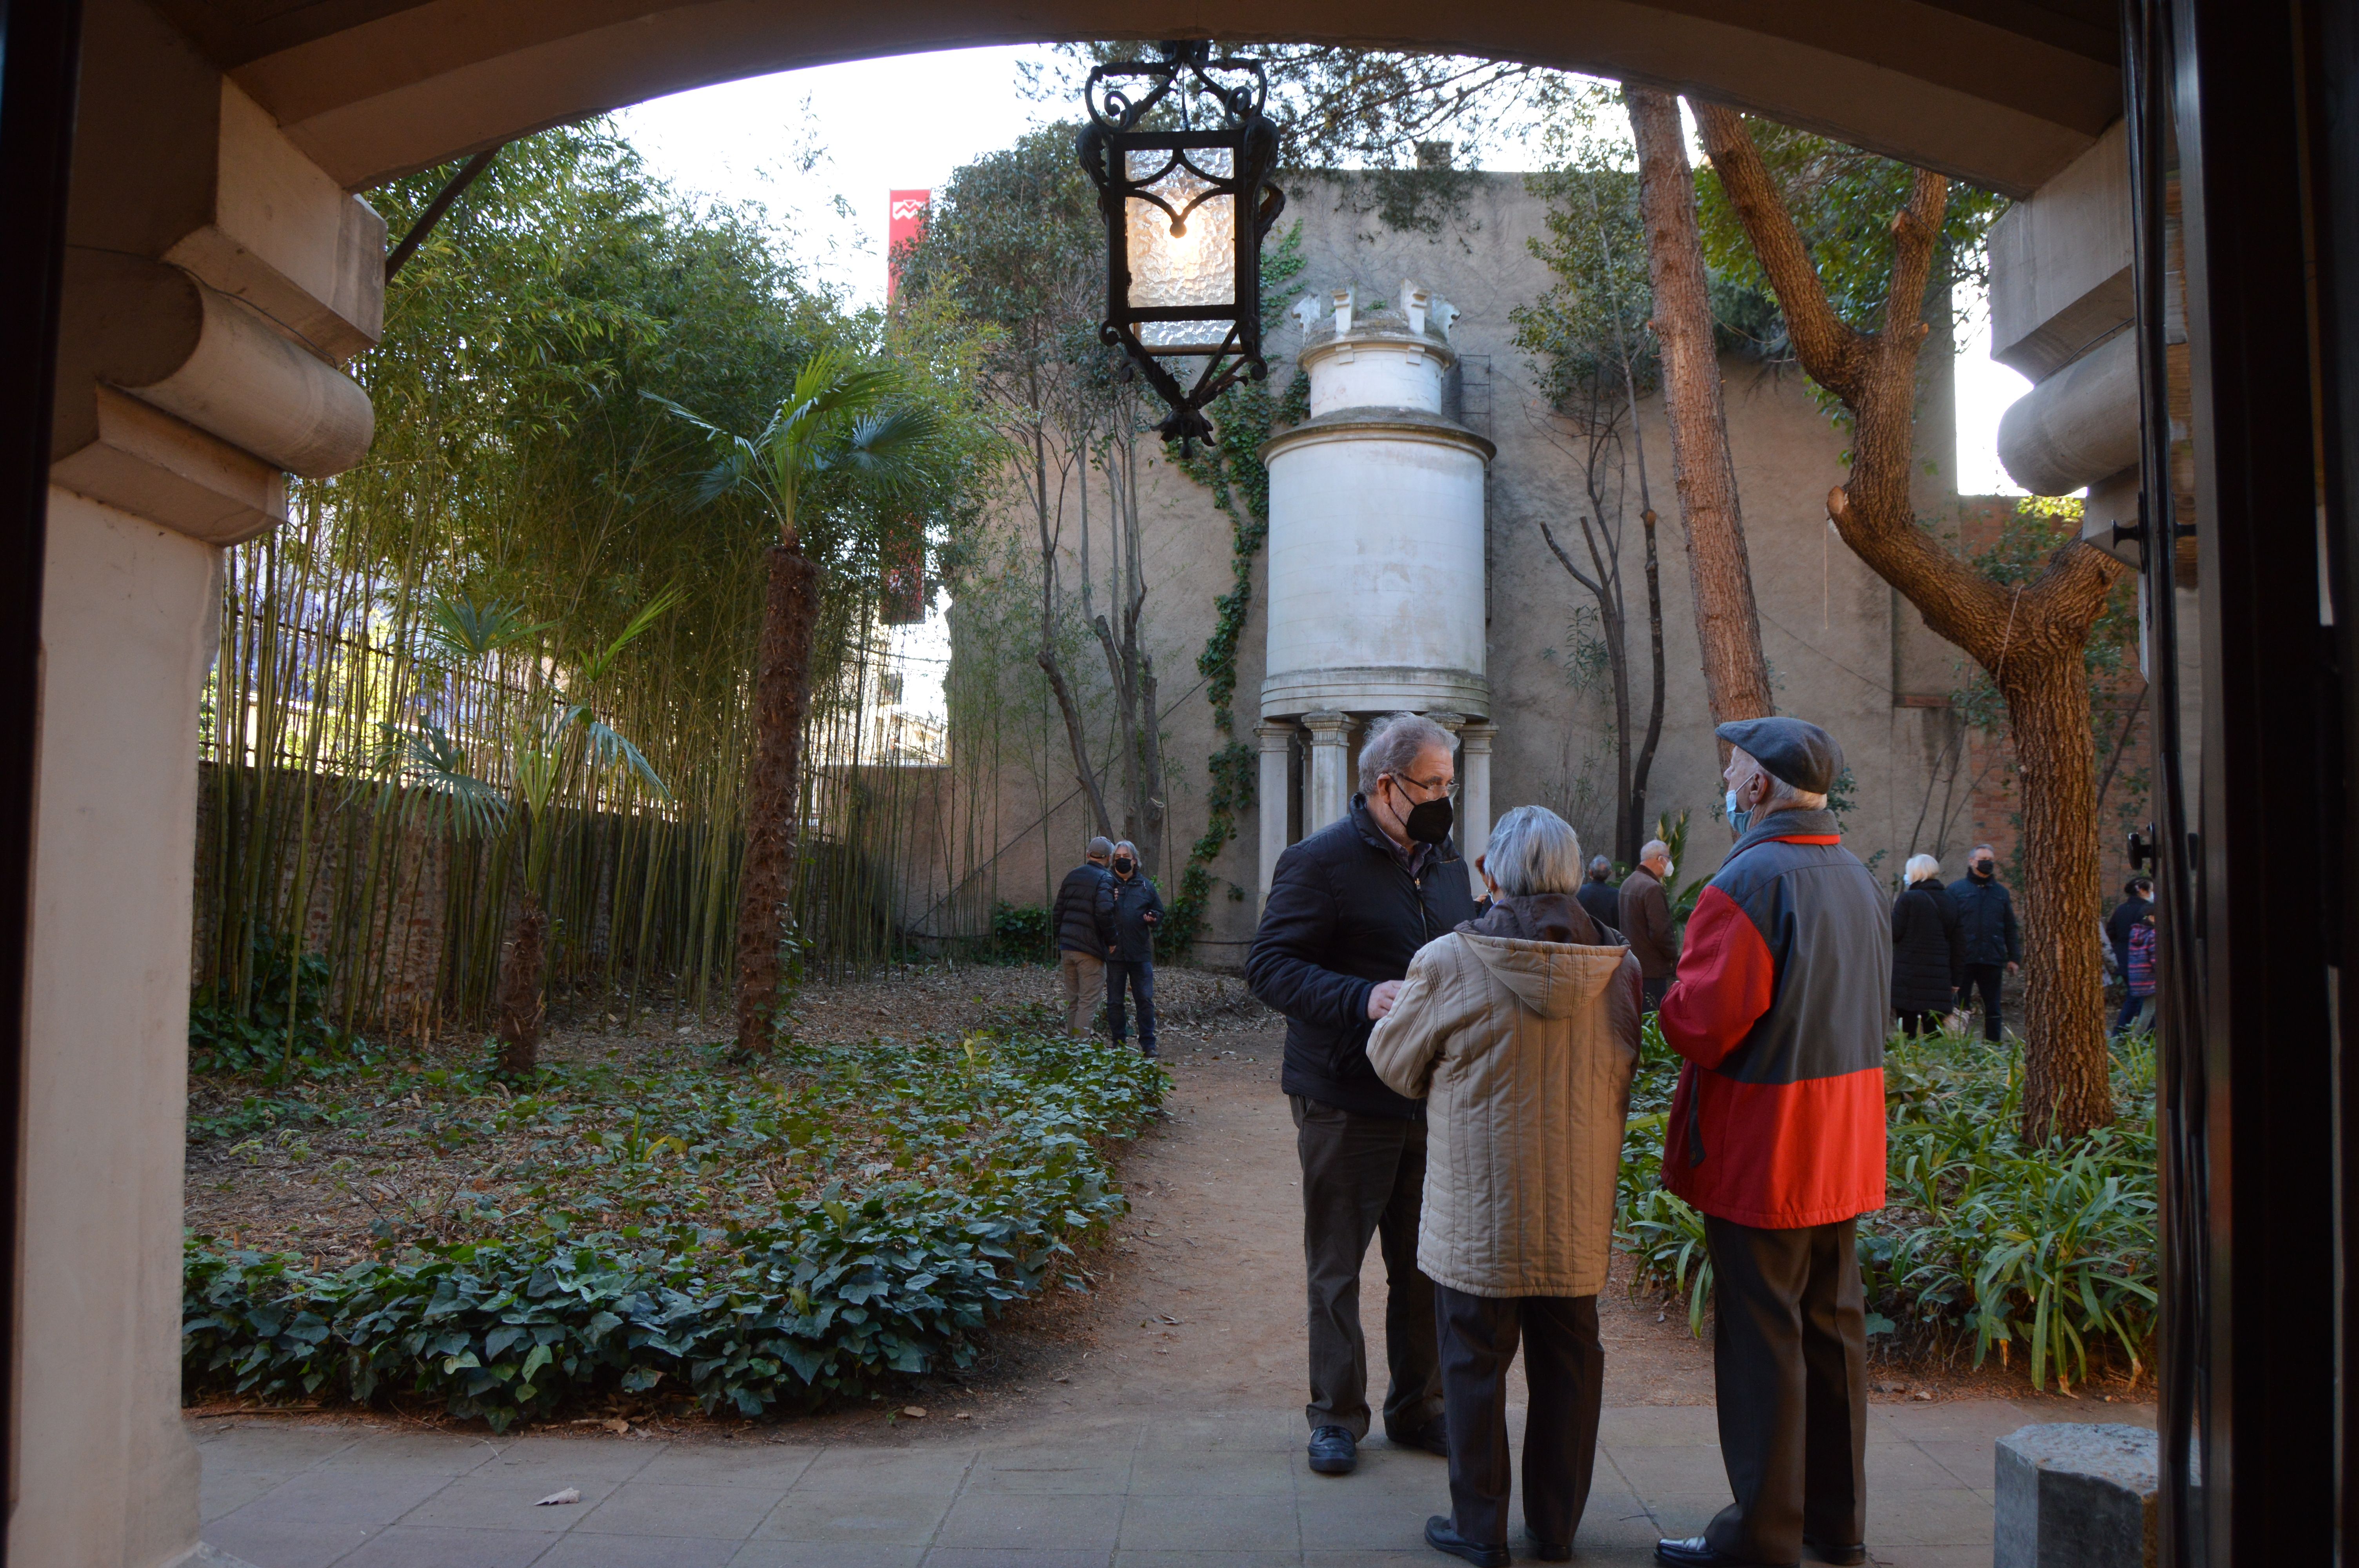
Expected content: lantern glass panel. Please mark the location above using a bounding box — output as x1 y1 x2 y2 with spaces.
1125 147 1237 352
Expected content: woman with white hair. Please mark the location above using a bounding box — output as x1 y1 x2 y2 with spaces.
1890 853 1965 1037
1366 804 1642 1567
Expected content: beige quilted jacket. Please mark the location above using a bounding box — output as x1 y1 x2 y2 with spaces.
1367 900 1642 1298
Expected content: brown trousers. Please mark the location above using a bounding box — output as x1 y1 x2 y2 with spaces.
1057 950 1103 1038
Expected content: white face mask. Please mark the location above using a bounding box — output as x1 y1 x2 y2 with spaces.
1661 860 1675 880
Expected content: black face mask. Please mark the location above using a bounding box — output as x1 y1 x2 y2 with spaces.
1970 862 1995 880
1400 794 1454 846
1113 857 1134 874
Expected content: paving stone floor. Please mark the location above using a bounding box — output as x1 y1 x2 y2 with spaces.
195 1396 2148 1567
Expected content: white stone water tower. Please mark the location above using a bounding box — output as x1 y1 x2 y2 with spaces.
1254 281 1496 900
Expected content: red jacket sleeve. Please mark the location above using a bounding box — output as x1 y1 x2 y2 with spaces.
1657 883 1776 1071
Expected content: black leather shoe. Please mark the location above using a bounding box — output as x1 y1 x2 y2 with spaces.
1425 1515 1510 1567
1387 1418 1450 1457
1307 1425 1358 1475
1526 1537 1573 1562
1804 1540 1868 1566
1656 1537 1797 1568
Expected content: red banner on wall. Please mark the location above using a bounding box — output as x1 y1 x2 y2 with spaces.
887 189 930 301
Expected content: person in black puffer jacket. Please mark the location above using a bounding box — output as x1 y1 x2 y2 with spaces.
1890 854 1964 1037
1948 844 2022 1043
1247 712 1478 1481
1051 838 1114 1038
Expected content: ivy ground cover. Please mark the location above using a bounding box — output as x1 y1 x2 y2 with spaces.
1617 1020 2157 1393
184 1019 1167 1429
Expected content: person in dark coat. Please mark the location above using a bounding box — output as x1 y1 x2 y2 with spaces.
2106 876 2155 1035
1575 855 1623 934
1889 854 1965 1038
1095 840 1163 1057
1652 717 1889 1568
1948 844 2021 1043
1619 840 1680 1012
1052 837 1115 1038
1247 711 1477 1482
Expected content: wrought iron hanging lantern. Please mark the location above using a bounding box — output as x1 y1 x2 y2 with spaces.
1076 42 1285 447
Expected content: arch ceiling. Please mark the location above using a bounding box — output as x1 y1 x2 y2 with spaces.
155 0 2118 197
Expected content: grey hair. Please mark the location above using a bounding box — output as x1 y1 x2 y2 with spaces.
1970 842 1997 859
1357 711 1454 793
1487 806 1584 897
1087 836 1114 861
1640 839 1670 864
1113 840 1139 858
1905 853 1942 884
1734 748 1828 812
1587 855 1613 880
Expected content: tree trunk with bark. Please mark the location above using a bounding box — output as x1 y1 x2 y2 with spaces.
1626 87 1775 728
1696 103 2124 1142
732 545 821 1055
494 891 546 1074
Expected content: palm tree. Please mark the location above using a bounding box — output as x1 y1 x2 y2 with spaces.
650 349 944 1054
384 592 673 1073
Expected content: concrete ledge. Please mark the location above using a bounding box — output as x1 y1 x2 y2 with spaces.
1995 1422 2157 1568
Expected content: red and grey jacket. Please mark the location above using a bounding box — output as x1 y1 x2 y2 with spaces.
1657 807 1890 1229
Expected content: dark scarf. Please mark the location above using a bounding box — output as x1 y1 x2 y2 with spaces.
1459 891 1606 945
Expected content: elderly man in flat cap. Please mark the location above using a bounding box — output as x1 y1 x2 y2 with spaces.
1652 718 1890 1568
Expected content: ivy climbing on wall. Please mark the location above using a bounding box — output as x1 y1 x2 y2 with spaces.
1160 224 1309 955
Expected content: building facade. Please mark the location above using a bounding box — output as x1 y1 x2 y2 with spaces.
934 171 2045 964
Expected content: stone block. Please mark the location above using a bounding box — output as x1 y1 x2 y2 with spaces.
1994 1423 2157 1568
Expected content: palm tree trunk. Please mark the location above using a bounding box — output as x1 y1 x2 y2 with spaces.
733 544 821 1054
494 891 547 1074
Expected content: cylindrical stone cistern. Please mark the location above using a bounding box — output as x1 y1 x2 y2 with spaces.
1256 281 1496 900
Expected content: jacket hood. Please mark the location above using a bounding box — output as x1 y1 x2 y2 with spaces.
1458 917 1630 1020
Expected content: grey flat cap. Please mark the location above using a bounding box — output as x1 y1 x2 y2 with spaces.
1716 716 1844 795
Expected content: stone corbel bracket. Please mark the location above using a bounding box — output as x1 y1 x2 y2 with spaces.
51 71 385 546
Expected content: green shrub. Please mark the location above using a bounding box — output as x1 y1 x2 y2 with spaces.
987 901 1054 965
1617 1022 2156 1390
184 1030 1167 1428
190 929 374 1079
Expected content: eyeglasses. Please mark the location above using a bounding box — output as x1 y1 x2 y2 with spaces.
1389 772 1459 802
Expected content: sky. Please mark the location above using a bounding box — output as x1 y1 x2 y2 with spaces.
614 46 2031 499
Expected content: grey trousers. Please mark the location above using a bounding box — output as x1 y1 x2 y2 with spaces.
1291 1094 1444 1440
1703 1214 1868 1563
1435 1284 1604 1550
1057 951 1103 1038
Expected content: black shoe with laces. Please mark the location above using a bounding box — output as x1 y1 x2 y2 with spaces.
1424 1515 1509 1567
1655 1536 1797 1568
1307 1425 1357 1475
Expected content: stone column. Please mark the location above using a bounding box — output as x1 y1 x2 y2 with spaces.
1255 720 1297 908
1302 711 1354 833
1459 722 1496 896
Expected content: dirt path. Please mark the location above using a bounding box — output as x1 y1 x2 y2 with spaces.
895 1021 1716 1439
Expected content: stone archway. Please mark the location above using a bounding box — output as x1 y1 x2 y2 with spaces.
25 2 2128 1562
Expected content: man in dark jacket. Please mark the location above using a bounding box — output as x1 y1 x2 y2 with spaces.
1096 841 1163 1057
1576 855 1623 933
1247 711 1475 1481
1652 717 1889 1568
2106 877 2155 1034
1949 844 2022 1043
1619 839 1680 1011
1052 837 1115 1038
